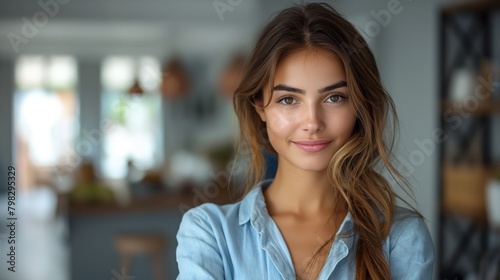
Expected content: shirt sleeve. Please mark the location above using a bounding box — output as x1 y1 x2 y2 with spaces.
176 207 225 279
389 216 435 280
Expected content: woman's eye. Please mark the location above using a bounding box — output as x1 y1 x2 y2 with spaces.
326 94 345 103
278 97 296 105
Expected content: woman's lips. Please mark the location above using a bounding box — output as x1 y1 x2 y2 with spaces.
292 140 332 152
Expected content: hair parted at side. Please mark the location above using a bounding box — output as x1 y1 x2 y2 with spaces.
232 2 418 280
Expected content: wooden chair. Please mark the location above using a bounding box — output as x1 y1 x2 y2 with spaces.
114 233 167 280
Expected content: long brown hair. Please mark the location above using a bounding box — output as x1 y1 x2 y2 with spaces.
233 3 416 279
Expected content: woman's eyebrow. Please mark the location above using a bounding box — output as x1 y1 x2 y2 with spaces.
273 81 347 94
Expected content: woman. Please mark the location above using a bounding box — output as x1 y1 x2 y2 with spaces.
176 3 435 279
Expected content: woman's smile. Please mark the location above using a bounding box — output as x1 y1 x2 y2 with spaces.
291 140 333 152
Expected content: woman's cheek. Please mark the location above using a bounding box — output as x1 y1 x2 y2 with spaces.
266 109 298 133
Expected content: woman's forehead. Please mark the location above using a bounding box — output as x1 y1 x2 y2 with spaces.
273 49 345 87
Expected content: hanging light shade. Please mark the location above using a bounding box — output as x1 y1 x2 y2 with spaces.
218 53 246 98
128 78 144 96
161 57 189 99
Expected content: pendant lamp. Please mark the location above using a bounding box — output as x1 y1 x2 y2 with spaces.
218 53 246 98
128 78 144 96
161 57 189 99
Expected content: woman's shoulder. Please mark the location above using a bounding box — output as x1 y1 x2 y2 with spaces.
387 206 434 251
389 206 427 234
180 201 241 228
176 197 252 279
385 207 436 278
180 187 258 229
180 183 264 227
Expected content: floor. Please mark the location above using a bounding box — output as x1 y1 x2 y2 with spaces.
0 187 69 280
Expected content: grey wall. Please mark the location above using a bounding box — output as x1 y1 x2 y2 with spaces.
77 61 102 171
0 59 14 195
375 0 439 230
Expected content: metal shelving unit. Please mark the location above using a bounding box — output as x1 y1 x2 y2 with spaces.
438 1 500 278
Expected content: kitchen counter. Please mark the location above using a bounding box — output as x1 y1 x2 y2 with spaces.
61 183 237 215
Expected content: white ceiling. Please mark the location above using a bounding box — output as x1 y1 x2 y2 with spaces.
0 0 274 58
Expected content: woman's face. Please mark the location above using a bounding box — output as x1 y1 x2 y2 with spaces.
256 48 357 173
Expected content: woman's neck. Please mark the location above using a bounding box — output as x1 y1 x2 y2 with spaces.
263 162 345 220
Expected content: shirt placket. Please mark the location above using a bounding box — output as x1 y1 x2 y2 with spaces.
252 213 296 279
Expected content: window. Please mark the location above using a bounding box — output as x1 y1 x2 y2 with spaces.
14 56 78 190
100 56 163 179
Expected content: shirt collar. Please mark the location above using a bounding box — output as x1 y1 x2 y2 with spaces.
238 179 355 236
238 179 271 226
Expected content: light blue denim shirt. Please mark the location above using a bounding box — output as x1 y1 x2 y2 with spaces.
176 179 435 279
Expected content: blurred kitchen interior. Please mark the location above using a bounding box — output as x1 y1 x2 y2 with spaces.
0 0 500 279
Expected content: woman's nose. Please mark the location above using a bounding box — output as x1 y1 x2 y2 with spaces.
302 104 325 132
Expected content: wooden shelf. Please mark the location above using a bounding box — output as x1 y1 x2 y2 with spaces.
442 163 498 226
441 100 500 116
